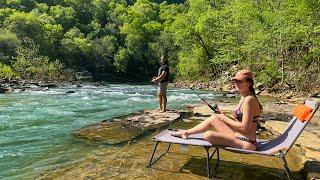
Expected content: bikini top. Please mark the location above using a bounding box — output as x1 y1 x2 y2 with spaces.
233 97 260 123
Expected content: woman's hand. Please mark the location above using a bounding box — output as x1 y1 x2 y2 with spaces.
215 107 224 115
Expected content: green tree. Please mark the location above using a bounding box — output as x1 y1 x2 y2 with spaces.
0 63 16 78
115 0 162 79
49 5 76 30
0 29 20 64
13 38 67 81
0 8 16 27
60 27 92 68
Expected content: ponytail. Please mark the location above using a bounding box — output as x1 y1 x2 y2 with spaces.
247 78 263 110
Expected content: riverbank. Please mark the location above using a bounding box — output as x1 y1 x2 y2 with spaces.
37 95 320 179
2 75 320 99
170 79 320 100
0 78 109 93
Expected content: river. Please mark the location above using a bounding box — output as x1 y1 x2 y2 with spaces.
0 84 218 179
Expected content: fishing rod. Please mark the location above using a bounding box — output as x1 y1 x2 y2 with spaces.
189 87 219 113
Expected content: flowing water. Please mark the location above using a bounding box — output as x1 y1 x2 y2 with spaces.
0 84 220 179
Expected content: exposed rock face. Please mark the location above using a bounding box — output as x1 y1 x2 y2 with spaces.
74 110 181 144
0 78 59 93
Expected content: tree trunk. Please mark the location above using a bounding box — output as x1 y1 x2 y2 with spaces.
280 32 284 84
194 33 212 60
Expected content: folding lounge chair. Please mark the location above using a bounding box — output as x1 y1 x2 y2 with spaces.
146 100 319 179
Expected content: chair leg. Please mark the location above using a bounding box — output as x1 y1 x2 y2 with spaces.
279 154 292 180
166 143 171 153
205 147 212 178
215 148 220 170
147 142 172 168
209 148 220 170
204 147 220 178
147 141 159 168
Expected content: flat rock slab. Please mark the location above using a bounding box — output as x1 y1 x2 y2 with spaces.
265 120 320 179
74 110 181 145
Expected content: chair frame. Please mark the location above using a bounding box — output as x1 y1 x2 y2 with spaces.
146 100 319 179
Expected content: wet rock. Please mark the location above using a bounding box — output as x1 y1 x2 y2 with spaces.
305 161 320 180
0 87 7 93
275 100 287 105
189 116 208 121
0 86 12 93
193 101 237 117
193 105 214 117
256 89 262 95
309 92 320 98
227 93 237 98
74 110 181 144
185 104 196 109
74 121 142 144
265 120 320 179
93 83 100 87
66 90 75 93
182 119 193 123
40 83 57 88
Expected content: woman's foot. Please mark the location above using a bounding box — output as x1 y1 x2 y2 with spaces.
156 108 162 111
171 130 189 139
159 109 167 113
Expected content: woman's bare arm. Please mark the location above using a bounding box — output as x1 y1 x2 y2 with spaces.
220 97 255 133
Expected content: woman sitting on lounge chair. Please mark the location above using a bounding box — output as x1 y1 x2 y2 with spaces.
173 69 262 150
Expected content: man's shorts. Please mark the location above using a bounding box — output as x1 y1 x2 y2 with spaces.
157 82 168 95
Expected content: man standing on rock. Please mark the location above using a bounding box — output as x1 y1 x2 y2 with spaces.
152 55 169 113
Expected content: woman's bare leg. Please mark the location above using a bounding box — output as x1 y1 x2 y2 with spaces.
203 131 256 150
211 114 235 137
172 114 233 138
171 114 256 150
202 115 255 150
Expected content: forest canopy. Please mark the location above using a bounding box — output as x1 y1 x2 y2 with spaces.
0 0 319 91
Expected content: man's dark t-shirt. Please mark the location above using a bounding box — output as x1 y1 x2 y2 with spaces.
158 65 169 83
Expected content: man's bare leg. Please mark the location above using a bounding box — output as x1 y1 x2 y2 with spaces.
160 94 167 112
158 94 163 111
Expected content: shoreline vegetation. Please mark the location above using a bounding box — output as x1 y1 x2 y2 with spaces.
1 0 320 96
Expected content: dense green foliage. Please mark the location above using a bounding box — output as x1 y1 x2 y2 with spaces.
0 0 319 91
